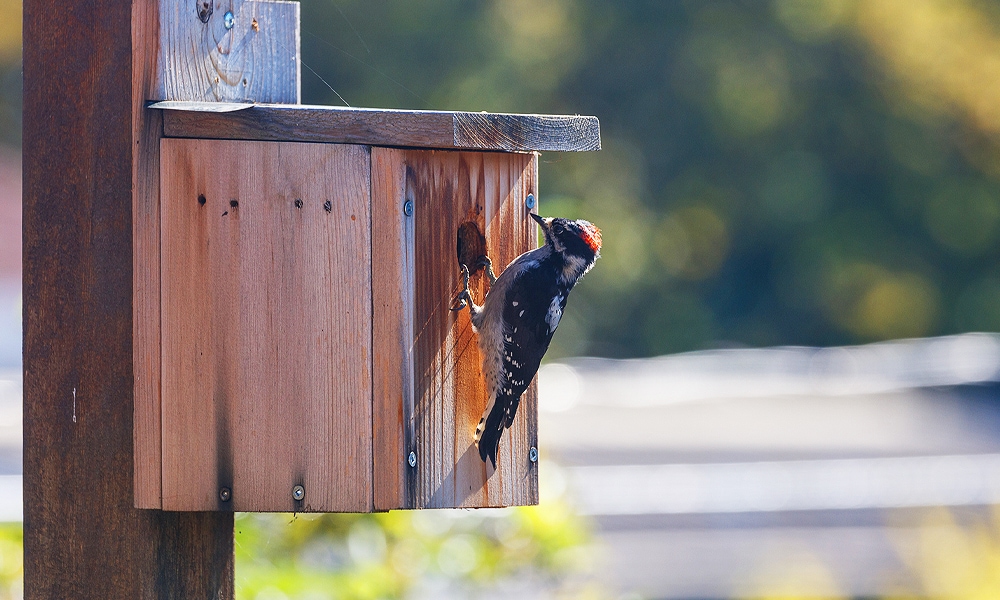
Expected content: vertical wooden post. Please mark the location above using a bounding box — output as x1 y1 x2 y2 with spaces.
23 0 234 596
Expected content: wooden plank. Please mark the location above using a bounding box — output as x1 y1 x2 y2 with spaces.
24 0 233 596
371 149 416 510
157 0 300 103
156 103 602 152
371 148 540 510
454 112 602 152
159 138 373 512
133 0 164 510
137 0 302 511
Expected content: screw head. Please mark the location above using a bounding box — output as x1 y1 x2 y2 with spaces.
529 447 538 463
223 10 235 30
292 485 305 501
525 194 535 209
403 200 414 216
219 487 232 502
408 451 417 468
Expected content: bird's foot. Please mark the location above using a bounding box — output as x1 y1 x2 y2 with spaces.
477 255 497 287
450 264 472 311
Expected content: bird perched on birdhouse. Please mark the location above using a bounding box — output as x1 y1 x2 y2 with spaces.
452 213 602 468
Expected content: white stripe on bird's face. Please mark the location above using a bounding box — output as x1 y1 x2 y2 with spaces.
560 254 589 285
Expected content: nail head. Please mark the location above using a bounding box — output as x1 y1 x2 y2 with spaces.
529 447 538 463
408 451 417 468
525 194 535 209
403 200 414 216
223 11 235 29
292 484 305 501
219 487 232 502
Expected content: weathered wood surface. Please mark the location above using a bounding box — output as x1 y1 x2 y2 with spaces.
133 0 165 510
371 148 540 510
137 0 304 510
157 0 300 103
24 0 233 596
155 102 602 152
454 112 602 152
371 149 416 510
159 138 373 512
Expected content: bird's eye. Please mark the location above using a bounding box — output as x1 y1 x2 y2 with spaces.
552 222 564 234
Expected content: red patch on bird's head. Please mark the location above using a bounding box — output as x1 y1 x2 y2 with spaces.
578 221 602 254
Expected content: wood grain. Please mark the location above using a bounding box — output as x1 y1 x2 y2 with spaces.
157 0 300 103
371 148 540 510
133 0 164 510
156 103 602 152
159 138 373 512
454 112 602 152
24 0 233 596
371 149 416 510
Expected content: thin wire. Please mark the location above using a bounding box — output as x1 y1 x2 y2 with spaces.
302 29 427 105
261 6 352 107
301 58 351 107
330 0 373 60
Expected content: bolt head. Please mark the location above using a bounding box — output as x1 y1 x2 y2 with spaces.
525 194 535 209
529 447 538 463
403 200 414 216
219 487 232 502
292 485 305 501
408 451 417 468
223 10 235 29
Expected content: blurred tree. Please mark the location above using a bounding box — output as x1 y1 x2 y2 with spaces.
297 0 1000 357
0 0 19 150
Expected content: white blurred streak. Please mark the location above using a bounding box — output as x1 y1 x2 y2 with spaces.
558 333 1000 407
538 363 582 413
0 475 19 521
569 454 1000 516
0 371 21 447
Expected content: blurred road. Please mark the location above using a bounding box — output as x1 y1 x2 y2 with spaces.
539 335 1000 598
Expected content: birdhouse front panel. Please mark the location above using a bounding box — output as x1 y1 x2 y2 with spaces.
159 138 373 512
372 148 540 510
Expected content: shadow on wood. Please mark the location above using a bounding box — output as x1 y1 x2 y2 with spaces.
373 148 540 510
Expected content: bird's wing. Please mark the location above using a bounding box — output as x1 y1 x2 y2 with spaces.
478 266 564 466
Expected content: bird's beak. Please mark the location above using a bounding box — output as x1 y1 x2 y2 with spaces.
529 212 548 230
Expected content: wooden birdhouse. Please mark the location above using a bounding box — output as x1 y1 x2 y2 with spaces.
133 0 601 513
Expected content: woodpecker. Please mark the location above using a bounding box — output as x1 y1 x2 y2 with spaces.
451 213 602 468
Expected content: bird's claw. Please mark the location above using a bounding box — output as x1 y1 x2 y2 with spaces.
450 264 471 311
477 255 497 287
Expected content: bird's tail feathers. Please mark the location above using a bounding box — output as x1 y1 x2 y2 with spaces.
475 401 505 469
477 422 502 469
503 398 521 429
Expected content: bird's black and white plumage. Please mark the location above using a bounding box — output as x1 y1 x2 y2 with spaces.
452 213 602 468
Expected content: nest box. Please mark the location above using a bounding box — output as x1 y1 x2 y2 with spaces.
134 0 600 512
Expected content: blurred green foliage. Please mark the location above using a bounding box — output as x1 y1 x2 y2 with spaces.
0 524 20 600
298 0 1000 357
0 0 18 151
234 499 603 599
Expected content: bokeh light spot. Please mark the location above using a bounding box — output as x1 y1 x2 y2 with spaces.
924 179 1000 256
760 150 830 223
654 206 730 280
